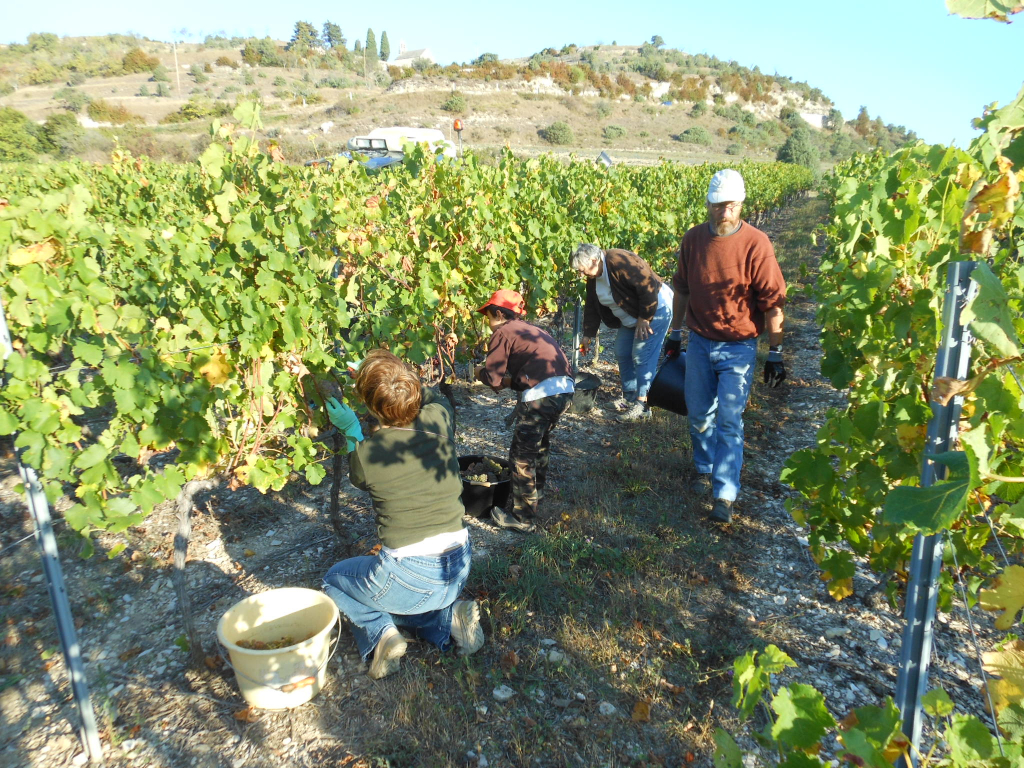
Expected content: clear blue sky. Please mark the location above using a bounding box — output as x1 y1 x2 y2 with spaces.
4 0 1022 146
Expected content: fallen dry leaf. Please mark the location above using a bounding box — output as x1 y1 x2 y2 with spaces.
234 706 260 723
632 700 652 722
500 650 519 672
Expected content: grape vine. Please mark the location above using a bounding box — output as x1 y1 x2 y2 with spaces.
0 102 814 550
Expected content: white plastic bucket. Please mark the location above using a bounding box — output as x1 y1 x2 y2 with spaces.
217 587 340 710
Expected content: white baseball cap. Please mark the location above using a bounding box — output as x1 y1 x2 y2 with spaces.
706 169 746 204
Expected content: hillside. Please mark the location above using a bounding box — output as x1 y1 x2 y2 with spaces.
0 33 915 166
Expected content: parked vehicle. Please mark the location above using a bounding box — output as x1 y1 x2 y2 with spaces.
305 127 457 172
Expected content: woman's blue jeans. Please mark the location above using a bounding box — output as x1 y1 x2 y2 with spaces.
615 285 674 400
322 539 472 661
684 333 757 502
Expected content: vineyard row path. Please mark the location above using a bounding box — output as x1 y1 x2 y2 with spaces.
0 194 999 768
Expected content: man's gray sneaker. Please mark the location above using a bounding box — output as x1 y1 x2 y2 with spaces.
690 474 712 496
616 402 651 422
710 498 733 524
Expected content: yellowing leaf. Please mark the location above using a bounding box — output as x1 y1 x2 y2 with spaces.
896 424 927 452
826 577 854 601
980 565 1024 630
632 700 652 722
9 240 57 266
982 639 1024 714
199 352 231 385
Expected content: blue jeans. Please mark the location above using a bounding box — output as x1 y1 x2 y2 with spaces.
321 539 472 661
615 285 674 400
684 333 757 502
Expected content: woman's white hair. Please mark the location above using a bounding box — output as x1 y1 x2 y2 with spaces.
571 243 603 272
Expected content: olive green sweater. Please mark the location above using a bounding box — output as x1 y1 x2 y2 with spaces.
349 388 466 549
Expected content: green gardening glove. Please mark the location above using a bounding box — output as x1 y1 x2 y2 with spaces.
325 398 364 452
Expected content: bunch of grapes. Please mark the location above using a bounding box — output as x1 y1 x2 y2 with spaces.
461 458 509 484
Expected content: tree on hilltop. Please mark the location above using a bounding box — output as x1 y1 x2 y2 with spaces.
365 29 377 60
651 35 665 47
379 31 390 61
473 52 499 65
854 106 871 137
322 22 346 49
288 21 321 54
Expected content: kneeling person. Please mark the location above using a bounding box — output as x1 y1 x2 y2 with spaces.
321 349 484 680
476 290 575 533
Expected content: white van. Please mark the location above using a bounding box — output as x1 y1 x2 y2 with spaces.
350 127 457 158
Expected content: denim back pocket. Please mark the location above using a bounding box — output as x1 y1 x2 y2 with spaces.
372 573 434 613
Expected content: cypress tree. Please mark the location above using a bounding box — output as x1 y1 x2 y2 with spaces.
379 31 390 62
365 29 377 60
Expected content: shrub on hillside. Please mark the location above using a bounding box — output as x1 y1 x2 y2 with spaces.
0 81 15 97
676 126 712 146
777 126 819 170
190 64 209 84
0 107 41 161
87 99 144 126
67 72 87 86
54 87 91 113
595 101 613 119
122 48 160 74
40 112 84 157
602 125 626 140
214 56 239 69
725 143 743 156
241 38 284 67
273 76 287 87
138 85 149 97
441 92 467 113
160 96 232 124
317 76 349 89
242 70 255 86
690 101 707 117
150 65 170 83
538 121 574 145
156 83 171 98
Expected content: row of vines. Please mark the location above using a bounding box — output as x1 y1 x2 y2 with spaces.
0 101 814 552
720 87 1024 767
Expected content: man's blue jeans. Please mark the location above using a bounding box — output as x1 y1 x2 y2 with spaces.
322 539 471 661
615 285 674 400
684 333 757 502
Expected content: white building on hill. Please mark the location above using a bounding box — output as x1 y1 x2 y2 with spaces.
391 41 435 68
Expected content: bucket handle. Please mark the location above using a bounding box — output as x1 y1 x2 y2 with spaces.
218 622 342 694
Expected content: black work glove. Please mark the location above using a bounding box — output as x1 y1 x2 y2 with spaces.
664 337 682 360
763 349 786 388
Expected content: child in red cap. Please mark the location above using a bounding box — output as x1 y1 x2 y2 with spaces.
475 290 575 532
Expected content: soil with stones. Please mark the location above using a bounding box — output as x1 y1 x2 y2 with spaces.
0 196 1002 768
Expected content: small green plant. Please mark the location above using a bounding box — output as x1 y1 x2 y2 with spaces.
273 75 287 87
725 143 743 155
539 121 574 145
156 83 170 98
596 101 613 119
717 645 1023 768
677 126 712 145
137 84 149 97
690 100 707 117
242 70 255 86
602 124 626 140
150 65 170 83
441 92 467 113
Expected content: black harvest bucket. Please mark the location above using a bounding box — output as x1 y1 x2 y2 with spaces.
458 455 512 518
570 373 601 414
647 355 687 416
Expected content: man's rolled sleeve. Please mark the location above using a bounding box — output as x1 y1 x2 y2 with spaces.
481 332 510 388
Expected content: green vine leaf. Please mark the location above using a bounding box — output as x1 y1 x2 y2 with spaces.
882 452 975 534
771 684 836 749
962 260 1022 359
946 0 1024 23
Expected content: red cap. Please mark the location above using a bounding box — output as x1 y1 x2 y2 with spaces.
477 289 526 316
